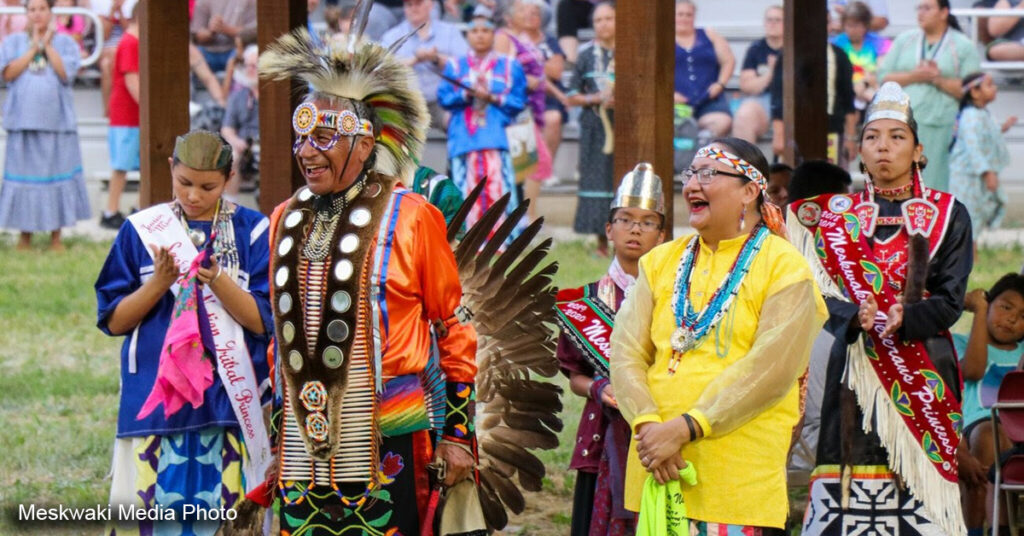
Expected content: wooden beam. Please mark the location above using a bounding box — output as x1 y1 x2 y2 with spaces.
782 0 828 164
258 0 308 214
139 0 189 208
614 0 676 234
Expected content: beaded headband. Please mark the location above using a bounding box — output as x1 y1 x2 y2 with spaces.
292 102 374 137
694 146 767 193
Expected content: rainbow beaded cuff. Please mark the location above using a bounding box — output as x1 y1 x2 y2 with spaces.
444 381 476 442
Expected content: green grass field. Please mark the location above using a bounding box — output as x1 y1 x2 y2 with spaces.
0 236 1019 534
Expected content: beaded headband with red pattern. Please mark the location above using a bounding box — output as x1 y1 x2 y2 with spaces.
694 146 767 192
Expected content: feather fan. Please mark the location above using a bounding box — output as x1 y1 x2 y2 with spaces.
448 185 562 531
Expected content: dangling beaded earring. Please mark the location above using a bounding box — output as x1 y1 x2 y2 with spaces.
739 205 746 233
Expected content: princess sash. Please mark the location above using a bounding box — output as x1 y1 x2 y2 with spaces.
792 193 963 534
129 203 272 493
554 285 615 378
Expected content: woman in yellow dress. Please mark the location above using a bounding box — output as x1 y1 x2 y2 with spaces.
610 137 827 534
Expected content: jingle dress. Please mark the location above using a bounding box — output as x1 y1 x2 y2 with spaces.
611 228 827 531
568 41 615 236
95 202 273 536
267 173 477 536
0 31 90 232
797 189 973 535
438 52 526 231
556 259 635 536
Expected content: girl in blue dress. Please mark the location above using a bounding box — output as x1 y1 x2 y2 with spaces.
95 131 273 536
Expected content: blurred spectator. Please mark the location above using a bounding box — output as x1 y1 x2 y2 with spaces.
831 1 891 112
54 0 87 56
766 162 791 207
879 0 980 192
733 5 782 144
324 3 355 41
220 44 260 199
949 72 1016 250
495 0 553 220
191 0 256 73
566 2 614 256
673 0 733 138
986 0 1024 61
188 42 227 107
829 0 890 32
100 2 138 230
0 0 27 43
91 0 137 117
0 0 89 251
307 0 322 44
367 0 434 43
511 0 568 189
556 0 593 63
770 44 857 166
437 7 527 232
382 0 468 130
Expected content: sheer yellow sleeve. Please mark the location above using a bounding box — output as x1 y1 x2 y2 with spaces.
691 279 827 437
610 263 661 431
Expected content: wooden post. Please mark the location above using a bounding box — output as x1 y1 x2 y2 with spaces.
614 0 675 233
258 0 308 215
139 0 189 207
782 0 827 164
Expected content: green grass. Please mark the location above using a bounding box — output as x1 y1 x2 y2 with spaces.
0 236 1015 534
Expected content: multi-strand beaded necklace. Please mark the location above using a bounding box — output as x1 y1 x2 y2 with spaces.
668 224 769 375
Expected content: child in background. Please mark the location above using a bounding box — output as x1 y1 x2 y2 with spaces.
556 163 665 536
100 3 138 229
949 72 1017 253
955 273 1024 536
766 162 792 207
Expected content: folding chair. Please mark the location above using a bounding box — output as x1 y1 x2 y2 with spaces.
991 371 1024 536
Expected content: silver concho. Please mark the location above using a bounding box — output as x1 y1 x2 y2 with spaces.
339 234 359 254
327 319 350 342
279 292 293 314
275 266 289 287
282 321 296 343
349 207 371 227
298 187 313 202
670 326 697 354
278 236 294 256
334 259 354 281
331 291 352 313
323 346 345 368
288 350 303 371
284 211 303 229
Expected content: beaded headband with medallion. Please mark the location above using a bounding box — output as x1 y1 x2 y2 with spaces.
260 0 429 178
292 102 375 137
694 146 767 192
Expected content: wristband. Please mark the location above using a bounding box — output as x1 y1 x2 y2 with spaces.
682 413 698 440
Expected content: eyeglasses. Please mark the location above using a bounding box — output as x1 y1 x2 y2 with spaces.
611 217 661 232
681 167 749 185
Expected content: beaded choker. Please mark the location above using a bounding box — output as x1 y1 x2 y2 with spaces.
871 182 913 198
668 225 769 375
302 175 367 262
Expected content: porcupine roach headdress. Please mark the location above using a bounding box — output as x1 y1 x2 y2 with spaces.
258 0 430 179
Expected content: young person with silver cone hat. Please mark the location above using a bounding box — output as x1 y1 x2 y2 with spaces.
791 81 973 535
555 162 666 536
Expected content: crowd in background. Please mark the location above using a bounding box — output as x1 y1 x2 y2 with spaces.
0 0 1023 256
